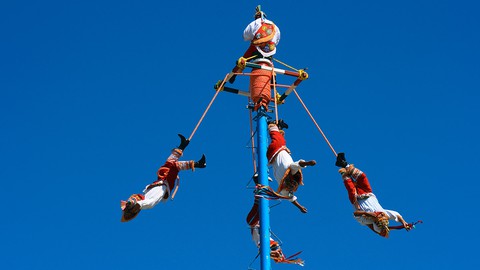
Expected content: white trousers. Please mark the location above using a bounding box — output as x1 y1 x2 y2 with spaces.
271 150 302 182
271 150 304 201
137 185 168 209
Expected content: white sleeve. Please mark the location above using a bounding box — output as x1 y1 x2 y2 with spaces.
243 21 256 41
273 25 281 45
289 160 304 175
251 226 260 247
268 124 280 132
279 189 297 202
383 209 400 222
244 19 264 41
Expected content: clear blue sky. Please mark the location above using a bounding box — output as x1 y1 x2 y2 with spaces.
1 1 479 269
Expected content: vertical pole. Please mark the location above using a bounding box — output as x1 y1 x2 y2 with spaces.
256 106 271 270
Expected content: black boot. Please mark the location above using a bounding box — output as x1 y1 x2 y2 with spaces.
267 119 289 130
178 134 190 150
194 154 206 168
253 173 259 184
253 173 273 184
277 119 289 130
335 152 348 168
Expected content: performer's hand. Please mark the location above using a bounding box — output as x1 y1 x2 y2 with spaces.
292 200 307 213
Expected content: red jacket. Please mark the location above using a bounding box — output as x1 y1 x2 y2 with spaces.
267 127 288 163
156 160 180 190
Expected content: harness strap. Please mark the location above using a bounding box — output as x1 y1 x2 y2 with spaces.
254 184 291 200
170 176 180 200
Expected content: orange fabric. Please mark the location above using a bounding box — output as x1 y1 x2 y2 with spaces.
249 65 272 110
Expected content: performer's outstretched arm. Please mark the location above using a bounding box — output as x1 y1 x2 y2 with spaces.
292 199 307 213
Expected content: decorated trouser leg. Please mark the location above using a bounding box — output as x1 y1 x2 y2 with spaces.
343 178 357 205
167 149 184 164
168 148 205 171
246 199 277 250
352 168 373 194
177 160 195 171
246 199 261 246
342 167 373 205
246 198 304 265
138 185 168 209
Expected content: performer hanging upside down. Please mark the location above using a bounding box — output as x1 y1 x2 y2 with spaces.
120 134 206 222
246 194 304 266
335 153 412 237
267 120 316 213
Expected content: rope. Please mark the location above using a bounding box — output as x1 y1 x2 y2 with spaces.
232 72 253 76
269 229 282 246
248 252 261 270
292 89 338 157
272 67 279 124
170 177 180 200
246 55 258 61
188 74 226 141
249 100 257 173
272 57 299 72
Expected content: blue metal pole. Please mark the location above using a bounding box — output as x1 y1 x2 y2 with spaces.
256 106 271 270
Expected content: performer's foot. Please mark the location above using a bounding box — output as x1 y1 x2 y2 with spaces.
253 173 258 184
299 160 316 167
335 152 348 168
253 173 273 184
194 154 206 168
178 134 190 150
277 119 289 130
267 119 289 130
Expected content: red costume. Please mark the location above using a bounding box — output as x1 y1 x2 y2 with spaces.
145 149 194 195
342 168 373 205
121 146 206 222
267 127 289 163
